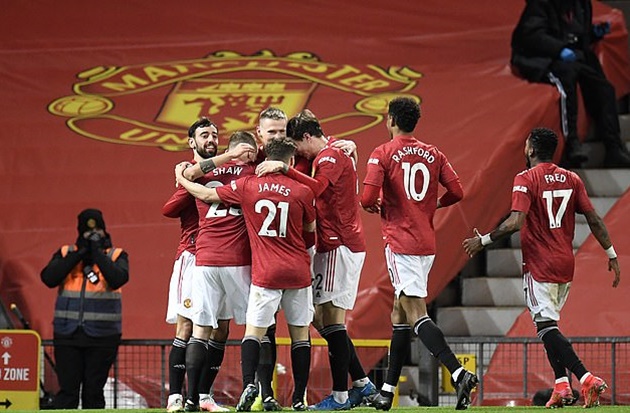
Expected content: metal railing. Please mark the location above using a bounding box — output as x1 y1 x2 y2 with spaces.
40 336 630 408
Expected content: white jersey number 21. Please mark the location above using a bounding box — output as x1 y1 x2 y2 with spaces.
256 200 289 238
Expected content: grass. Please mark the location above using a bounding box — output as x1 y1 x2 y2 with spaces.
7 407 629 413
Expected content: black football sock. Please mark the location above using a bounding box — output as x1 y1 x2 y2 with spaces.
414 316 461 374
241 336 261 389
291 340 311 405
199 339 225 394
258 325 276 399
320 324 351 392
347 334 367 381
185 337 208 404
385 324 411 387
169 337 188 395
539 326 587 380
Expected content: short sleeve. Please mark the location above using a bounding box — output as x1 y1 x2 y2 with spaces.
302 188 316 223
438 151 459 184
314 148 345 185
573 174 594 214
363 146 385 188
215 177 246 205
511 173 532 213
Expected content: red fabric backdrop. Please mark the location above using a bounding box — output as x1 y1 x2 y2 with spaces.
1 0 629 405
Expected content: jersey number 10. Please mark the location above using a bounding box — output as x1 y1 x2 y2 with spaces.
402 162 430 201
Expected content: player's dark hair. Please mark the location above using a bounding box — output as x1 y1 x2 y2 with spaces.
286 110 323 141
529 127 558 161
188 117 217 138
264 136 296 163
388 97 420 133
228 130 257 149
260 107 287 121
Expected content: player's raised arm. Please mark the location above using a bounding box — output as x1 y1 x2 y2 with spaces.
182 143 256 181
175 162 221 203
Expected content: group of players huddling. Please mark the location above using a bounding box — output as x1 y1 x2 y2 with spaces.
163 97 620 412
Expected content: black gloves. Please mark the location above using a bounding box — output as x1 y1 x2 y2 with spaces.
87 231 105 254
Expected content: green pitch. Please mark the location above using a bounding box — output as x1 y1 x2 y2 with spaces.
7 407 629 413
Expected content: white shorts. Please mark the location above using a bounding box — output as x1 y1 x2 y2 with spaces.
166 250 196 323
524 272 571 322
190 265 251 328
385 245 435 299
312 246 365 309
247 285 314 328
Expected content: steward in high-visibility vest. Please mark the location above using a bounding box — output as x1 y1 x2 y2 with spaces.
40 208 129 409
51 244 125 336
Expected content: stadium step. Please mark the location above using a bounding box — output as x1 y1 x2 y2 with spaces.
437 149 630 338
437 307 526 337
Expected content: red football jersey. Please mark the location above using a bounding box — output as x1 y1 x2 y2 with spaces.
312 140 365 253
162 180 198 259
256 144 312 174
363 135 459 255
216 173 315 289
511 162 594 283
194 160 255 266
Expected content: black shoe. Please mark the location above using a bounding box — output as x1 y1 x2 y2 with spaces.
184 400 199 412
292 401 307 411
604 146 630 168
372 392 393 411
236 384 259 412
566 139 588 165
263 396 282 411
455 371 478 410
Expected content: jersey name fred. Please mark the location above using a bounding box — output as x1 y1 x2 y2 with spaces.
544 173 567 183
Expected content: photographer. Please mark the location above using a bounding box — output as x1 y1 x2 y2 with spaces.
41 208 129 409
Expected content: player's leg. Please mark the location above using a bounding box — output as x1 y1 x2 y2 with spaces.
166 251 195 411
198 320 230 412
169 316 192 411
528 277 605 407
372 297 410 411
393 250 477 410
185 265 219 410
237 286 281 412
258 323 281 411
283 286 314 411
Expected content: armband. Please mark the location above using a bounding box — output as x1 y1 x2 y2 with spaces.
480 233 493 246
605 246 617 259
200 159 216 174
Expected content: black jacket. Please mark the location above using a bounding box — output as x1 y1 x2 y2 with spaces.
511 0 595 82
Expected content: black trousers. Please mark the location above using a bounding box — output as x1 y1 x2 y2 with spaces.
53 331 119 409
549 50 620 146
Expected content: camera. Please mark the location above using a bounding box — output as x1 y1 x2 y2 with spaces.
83 265 99 284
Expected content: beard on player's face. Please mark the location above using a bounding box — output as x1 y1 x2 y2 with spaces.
196 140 217 159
